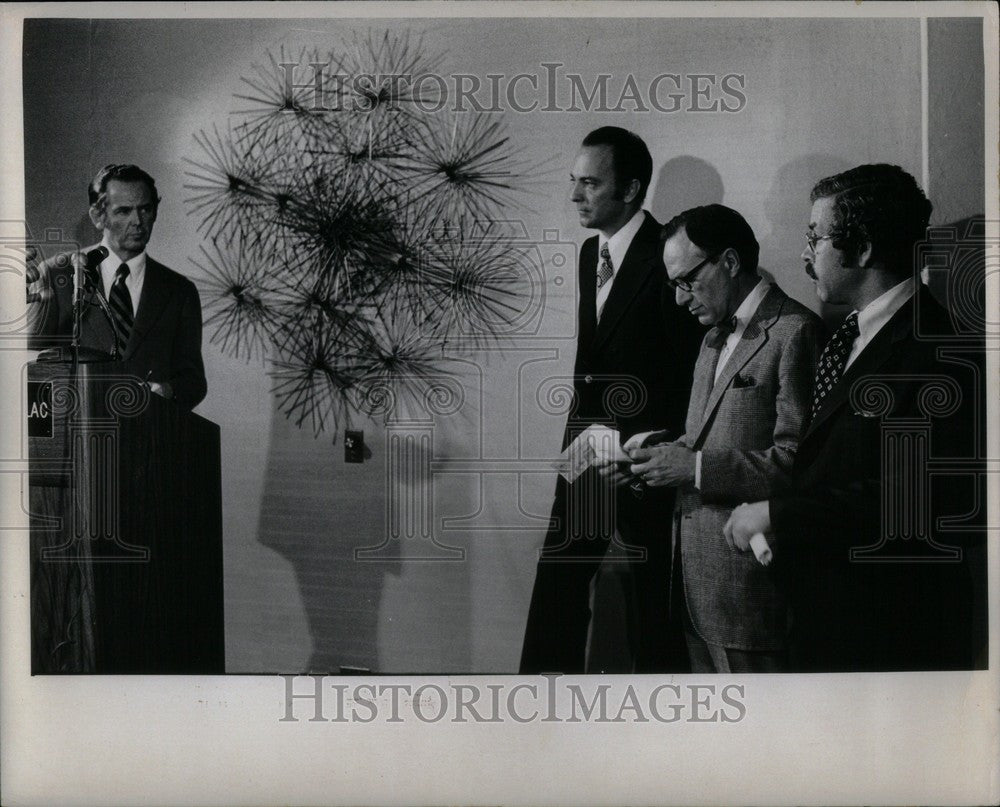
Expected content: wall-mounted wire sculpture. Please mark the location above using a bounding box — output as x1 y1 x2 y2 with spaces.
185 33 546 437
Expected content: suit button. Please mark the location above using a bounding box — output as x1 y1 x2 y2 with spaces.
584 375 593 384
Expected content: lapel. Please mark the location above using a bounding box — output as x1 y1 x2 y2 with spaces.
591 212 658 351
578 237 599 349
802 287 917 440
684 335 717 441
123 257 171 360
691 285 785 446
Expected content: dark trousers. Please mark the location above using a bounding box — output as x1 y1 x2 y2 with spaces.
519 469 687 674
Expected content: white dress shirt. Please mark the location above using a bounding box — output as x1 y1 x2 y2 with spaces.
713 279 771 382
596 208 646 320
99 233 147 313
696 279 771 488
844 277 915 371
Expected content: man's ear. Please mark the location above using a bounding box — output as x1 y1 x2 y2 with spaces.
87 203 104 230
621 178 641 206
723 247 741 277
855 239 875 270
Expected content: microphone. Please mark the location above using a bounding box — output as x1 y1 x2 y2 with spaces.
83 245 108 293
71 246 119 357
72 245 109 301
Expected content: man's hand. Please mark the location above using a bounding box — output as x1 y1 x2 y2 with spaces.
148 381 173 400
597 459 638 488
621 431 656 453
25 245 61 304
628 443 695 488
724 500 772 551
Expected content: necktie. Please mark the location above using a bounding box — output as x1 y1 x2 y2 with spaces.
596 243 614 290
109 263 133 356
706 314 738 349
810 311 859 418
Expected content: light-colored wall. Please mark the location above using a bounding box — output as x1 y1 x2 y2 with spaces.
22 16 981 672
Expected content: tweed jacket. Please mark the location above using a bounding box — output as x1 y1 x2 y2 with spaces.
673 283 822 650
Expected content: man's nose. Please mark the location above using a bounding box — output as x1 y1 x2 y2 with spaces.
675 286 691 306
570 182 583 202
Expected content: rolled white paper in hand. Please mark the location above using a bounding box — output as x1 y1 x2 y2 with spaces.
749 533 772 566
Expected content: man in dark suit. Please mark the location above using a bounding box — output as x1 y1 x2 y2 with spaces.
520 128 704 673
725 164 986 671
27 163 207 409
623 205 821 673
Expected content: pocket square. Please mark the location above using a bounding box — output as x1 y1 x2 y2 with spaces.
732 373 755 388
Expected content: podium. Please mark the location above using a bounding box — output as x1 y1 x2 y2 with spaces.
28 360 224 673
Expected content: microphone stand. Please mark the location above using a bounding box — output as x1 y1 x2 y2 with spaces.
88 279 122 361
45 247 113 366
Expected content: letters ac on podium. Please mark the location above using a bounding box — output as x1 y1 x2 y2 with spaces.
27 356 224 674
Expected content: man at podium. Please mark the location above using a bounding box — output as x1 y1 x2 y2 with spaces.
27 163 207 409
25 165 222 674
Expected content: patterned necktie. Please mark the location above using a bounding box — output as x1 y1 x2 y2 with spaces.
596 243 614 289
810 311 859 418
109 263 134 356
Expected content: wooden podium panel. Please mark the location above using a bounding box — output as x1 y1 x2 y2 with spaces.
28 360 224 673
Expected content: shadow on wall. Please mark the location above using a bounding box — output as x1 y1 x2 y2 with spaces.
73 215 94 250
926 215 987 335
761 153 853 324
649 156 725 224
254 394 478 673
255 408 393 673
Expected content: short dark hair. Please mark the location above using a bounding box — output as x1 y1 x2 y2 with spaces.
88 164 160 209
581 127 653 205
661 204 760 275
810 164 932 276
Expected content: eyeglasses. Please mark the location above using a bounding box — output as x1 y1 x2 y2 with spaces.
666 254 715 292
805 230 842 252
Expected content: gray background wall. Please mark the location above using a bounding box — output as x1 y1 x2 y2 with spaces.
22 16 985 672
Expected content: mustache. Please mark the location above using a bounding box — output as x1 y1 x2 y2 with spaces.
804 262 816 279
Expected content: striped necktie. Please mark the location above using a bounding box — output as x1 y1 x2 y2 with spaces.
109 263 134 356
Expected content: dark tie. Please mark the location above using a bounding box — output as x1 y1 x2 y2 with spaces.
706 314 738 349
596 243 614 290
810 311 860 418
109 263 134 356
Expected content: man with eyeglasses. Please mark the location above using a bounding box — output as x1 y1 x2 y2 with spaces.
725 164 986 671
613 204 822 673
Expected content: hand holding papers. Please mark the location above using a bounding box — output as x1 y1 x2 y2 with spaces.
748 533 773 566
553 425 629 482
724 501 774 566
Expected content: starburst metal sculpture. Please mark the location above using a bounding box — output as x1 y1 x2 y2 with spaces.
185 32 544 438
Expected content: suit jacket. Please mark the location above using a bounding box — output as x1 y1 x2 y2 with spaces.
520 211 704 673
672 284 821 650
567 211 704 446
28 248 207 409
770 285 985 670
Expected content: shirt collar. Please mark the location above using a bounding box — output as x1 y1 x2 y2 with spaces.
600 209 646 275
100 232 147 282
730 278 770 329
854 277 915 344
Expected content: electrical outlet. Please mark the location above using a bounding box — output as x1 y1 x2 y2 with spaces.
344 429 365 463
